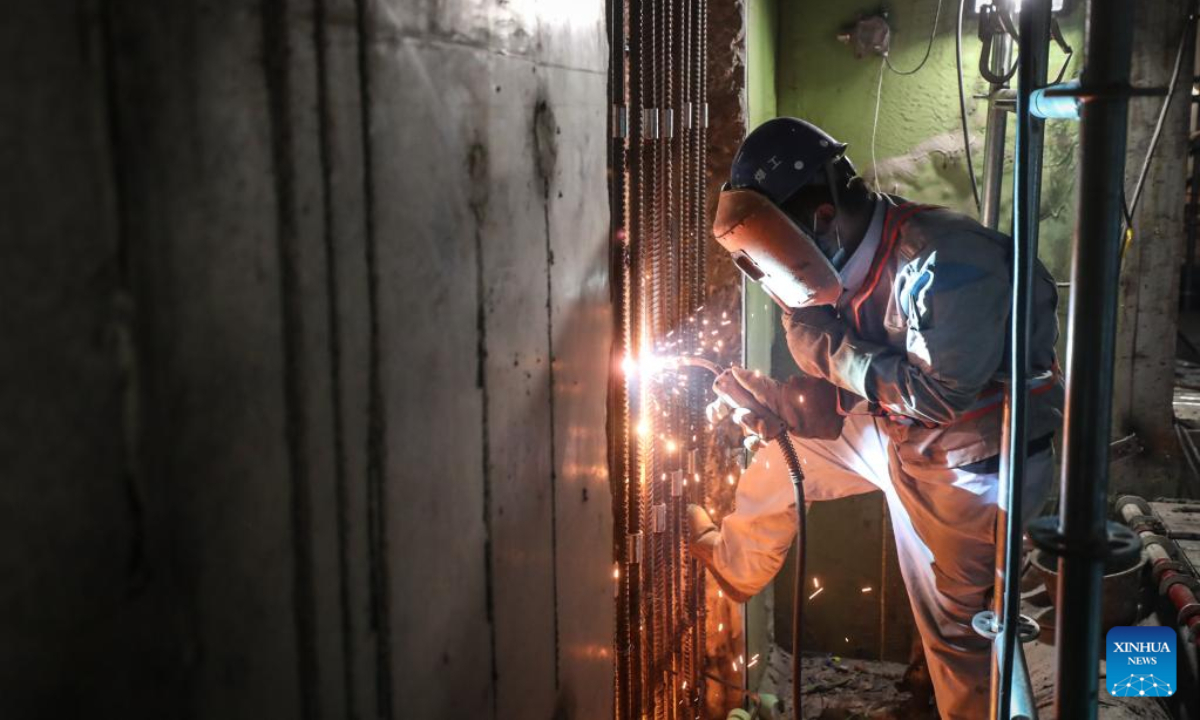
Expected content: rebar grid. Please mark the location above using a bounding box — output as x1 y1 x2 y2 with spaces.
609 0 717 716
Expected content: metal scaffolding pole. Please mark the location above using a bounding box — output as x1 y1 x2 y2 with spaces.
1054 0 1135 716
980 3 1015 229
989 2 1050 717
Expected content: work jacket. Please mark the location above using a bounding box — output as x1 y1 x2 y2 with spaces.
786 194 1064 470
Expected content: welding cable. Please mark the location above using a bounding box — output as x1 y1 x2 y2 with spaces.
680 356 809 715
870 56 886 194
775 434 808 719
1049 18 1074 85
956 0 983 214
884 0 944 76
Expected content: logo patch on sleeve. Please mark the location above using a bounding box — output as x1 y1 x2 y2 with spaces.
1106 626 1176 697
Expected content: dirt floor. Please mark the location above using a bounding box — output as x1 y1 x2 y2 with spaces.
754 642 1173 719
754 556 1179 720
757 649 932 719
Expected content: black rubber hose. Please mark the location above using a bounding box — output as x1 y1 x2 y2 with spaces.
956 0 982 215
776 434 807 718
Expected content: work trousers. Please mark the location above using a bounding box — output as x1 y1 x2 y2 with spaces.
712 414 1053 720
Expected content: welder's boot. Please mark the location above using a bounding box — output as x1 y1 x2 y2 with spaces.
687 504 751 603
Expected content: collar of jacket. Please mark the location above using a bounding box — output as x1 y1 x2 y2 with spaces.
842 196 940 332
837 199 886 298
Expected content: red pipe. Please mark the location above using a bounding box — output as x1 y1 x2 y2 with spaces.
1119 496 1200 648
1150 557 1200 648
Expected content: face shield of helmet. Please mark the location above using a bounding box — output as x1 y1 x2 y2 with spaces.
712 188 843 309
779 183 846 267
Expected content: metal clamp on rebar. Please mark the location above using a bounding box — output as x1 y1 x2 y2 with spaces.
613 106 628 139
625 532 644 564
1025 516 1142 567
651 504 667 533
642 108 659 141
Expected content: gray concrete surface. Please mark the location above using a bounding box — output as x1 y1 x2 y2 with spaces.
1 1 612 718
0 2 178 716
1112 0 1194 497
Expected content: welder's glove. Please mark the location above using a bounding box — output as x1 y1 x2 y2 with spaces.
781 305 873 401
687 504 718 546
707 366 843 441
686 504 751 603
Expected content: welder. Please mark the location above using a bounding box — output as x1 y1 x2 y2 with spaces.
688 117 1063 719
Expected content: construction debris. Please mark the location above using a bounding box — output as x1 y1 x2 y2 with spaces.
756 647 935 719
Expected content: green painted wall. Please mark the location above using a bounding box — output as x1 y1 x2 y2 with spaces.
775 0 1083 279
744 0 779 693
749 0 779 128
746 0 780 376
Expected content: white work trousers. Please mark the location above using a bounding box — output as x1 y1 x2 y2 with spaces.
713 414 1053 720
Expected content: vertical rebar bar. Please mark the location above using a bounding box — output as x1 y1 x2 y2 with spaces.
610 0 712 714
627 0 647 715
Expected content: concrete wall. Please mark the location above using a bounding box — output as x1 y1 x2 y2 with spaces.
1111 0 1193 496
1 1 612 718
0 3 178 715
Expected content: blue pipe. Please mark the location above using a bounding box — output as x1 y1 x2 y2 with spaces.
1030 80 1082 120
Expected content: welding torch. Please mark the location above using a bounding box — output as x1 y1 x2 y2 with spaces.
676 357 809 717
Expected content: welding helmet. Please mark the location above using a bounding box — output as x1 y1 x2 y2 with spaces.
714 118 856 309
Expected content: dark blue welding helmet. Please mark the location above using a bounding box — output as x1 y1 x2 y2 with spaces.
728 117 853 205
714 118 855 309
